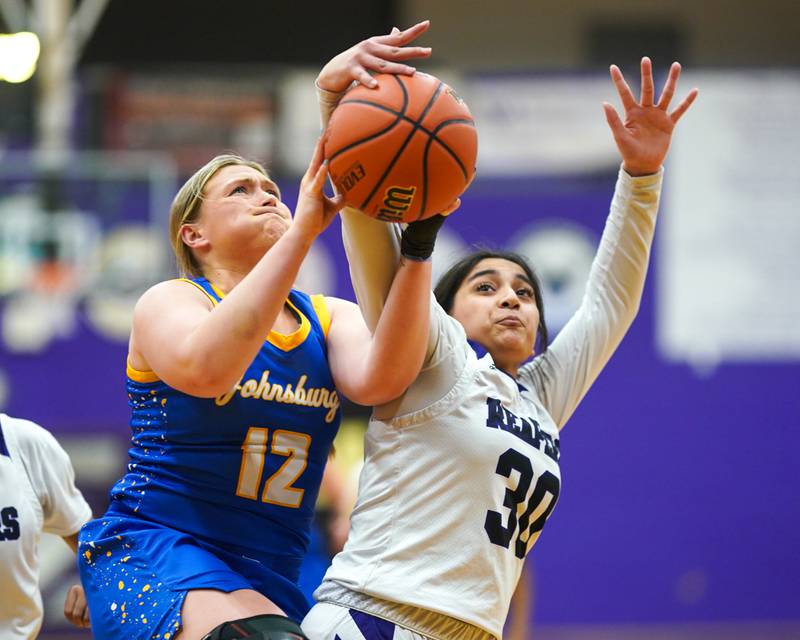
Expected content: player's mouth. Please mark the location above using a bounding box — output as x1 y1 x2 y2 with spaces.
497 316 524 327
254 208 283 217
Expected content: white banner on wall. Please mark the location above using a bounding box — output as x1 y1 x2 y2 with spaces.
278 69 619 177
463 74 620 175
659 71 800 365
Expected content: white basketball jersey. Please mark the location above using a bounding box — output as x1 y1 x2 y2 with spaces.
0 414 92 640
319 306 562 638
314 166 663 639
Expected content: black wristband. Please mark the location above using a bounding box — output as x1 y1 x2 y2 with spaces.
400 214 448 261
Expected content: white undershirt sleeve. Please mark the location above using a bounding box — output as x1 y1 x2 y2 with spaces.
520 167 663 429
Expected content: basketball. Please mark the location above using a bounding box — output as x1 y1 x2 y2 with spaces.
324 72 477 222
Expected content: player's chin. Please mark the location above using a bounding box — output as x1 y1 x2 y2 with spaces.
260 218 291 244
493 332 534 361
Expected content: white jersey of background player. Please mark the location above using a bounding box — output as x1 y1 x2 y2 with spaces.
0 414 92 639
303 22 697 640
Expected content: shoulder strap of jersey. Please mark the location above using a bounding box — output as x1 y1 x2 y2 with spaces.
309 294 331 340
286 290 330 343
180 277 221 305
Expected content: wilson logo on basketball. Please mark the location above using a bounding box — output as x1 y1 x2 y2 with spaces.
336 162 366 193
377 186 416 222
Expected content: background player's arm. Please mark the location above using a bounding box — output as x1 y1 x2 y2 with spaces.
62 531 91 628
130 140 343 398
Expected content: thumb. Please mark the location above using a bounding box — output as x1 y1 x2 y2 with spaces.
324 193 346 218
602 102 626 145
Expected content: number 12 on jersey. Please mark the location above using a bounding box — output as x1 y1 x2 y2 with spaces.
236 426 311 508
484 448 560 559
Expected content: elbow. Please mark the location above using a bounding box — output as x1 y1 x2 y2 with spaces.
168 362 241 399
346 366 420 407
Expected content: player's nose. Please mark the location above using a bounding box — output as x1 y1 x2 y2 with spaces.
498 286 520 308
260 190 278 206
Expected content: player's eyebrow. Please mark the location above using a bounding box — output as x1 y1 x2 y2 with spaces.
222 175 281 196
467 269 533 286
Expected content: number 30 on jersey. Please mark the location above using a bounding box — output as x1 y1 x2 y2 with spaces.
484 448 560 559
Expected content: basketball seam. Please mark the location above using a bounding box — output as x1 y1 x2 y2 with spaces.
327 82 410 164
336 99 474 172
359 78 446 215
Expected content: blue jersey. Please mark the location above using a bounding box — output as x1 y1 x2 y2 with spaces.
109 278 341 579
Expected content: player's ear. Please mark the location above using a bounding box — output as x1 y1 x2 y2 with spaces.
180 223 209 251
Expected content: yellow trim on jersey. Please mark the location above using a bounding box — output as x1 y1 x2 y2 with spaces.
310 294 331 340
207 281 311 352
126 360 160 383
125 278 215 384
179 278 219 306
208 281 227 302
267 297 311 351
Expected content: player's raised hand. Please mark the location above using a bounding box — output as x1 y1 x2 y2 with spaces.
292 136 345 239
316 21 432 93
603 57 698 176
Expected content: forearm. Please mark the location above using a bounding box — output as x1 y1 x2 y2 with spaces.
584 166 662 327
341 207 402 330
527 166 662 425
63 533 79 554
360 257 431 401
317 84 344 129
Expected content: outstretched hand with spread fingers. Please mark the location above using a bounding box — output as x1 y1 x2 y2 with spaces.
316 21 432 94
603 57 698 176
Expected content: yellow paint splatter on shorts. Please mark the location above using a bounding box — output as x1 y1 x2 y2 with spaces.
118 581 124 590
142 584 151 592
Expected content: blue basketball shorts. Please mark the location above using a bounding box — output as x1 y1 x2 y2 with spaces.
78 514 310 640
302 603 429 640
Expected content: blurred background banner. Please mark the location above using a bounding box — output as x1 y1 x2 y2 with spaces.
0 1 798 638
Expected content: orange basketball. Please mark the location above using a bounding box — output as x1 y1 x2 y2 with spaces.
324 72 477 223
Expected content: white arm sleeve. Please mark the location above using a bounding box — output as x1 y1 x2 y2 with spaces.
520 166 663 429
13 417 92 536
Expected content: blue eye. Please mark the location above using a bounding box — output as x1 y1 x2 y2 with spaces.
231 185 247 195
